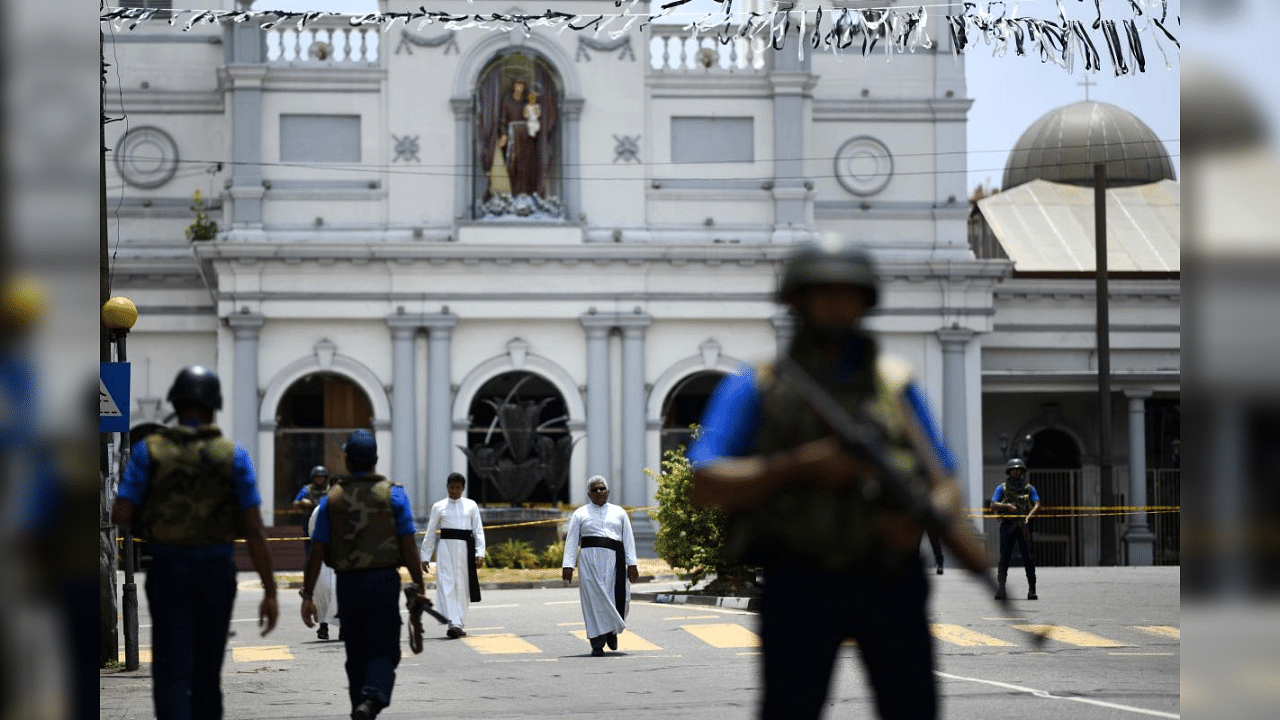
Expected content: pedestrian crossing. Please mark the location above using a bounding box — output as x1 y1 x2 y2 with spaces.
123 619 1177 664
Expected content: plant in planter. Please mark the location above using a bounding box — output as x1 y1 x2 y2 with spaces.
486 538 539 569
184 190 218 241
650 437 756 595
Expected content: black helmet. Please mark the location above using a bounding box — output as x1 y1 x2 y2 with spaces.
778 240 878 308
167 365 222 410
1006 458 1028 474
309 465 328 479
342 429 377 464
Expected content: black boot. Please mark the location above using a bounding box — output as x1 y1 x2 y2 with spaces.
994 577 1007 600
1027 581 1038 600
317 622 329 640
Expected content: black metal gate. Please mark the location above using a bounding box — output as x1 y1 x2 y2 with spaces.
1027 469 1080 566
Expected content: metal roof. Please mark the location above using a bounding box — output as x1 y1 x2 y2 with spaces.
1002 101 1177 190
976 178 1180 272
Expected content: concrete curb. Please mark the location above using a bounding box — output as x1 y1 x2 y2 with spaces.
278 574 685 592
632 590 762 612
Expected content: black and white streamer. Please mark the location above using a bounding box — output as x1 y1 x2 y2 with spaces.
100 0 1179 76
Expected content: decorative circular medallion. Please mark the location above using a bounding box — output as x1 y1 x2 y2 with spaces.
833 136 893 196
115 126 179 189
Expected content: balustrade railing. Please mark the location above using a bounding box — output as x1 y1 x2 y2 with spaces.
648 24 767 73
266 19 380 65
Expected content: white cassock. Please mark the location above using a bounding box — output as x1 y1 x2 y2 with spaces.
562 502 637 640
419 495 486 629
306 505 339 627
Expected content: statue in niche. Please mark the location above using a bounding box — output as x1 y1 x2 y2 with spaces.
475 58 561 219
460 377 578 505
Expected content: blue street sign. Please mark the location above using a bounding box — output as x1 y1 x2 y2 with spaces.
101 362 131 433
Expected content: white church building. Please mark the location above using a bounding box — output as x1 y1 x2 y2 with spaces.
104 0 1178 566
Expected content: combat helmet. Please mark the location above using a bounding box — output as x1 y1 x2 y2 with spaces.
310 465 328 479
167 365 222 410
1005 457 1028 475
778 239 879 308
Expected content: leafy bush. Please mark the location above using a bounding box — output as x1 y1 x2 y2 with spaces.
184 190 218 241
537 540 566 569
486 538 539 569
649 438 752 587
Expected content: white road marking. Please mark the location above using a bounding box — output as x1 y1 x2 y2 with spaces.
936 671 1179 718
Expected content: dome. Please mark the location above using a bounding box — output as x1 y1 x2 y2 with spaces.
1002 101 1176 190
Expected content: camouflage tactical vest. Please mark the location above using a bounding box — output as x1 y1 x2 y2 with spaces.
723 336 925 572
999 480 1035 516
325 474 403 571
138 425 243 546
301 484 327 506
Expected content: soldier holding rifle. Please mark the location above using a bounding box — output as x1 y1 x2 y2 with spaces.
990 457 1041 600
689 239 983 720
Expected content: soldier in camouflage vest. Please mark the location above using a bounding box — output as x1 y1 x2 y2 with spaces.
688 240 971 720
299 429 425 720
990 457 1041 600
112 365 278 720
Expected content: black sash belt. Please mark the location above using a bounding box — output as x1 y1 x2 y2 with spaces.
580 536 626 619
439 528 481 602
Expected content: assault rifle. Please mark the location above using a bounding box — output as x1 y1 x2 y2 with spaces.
776 357 1048 648
404 586 450 654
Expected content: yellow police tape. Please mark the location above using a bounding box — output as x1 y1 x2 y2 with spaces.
118 504 1181 545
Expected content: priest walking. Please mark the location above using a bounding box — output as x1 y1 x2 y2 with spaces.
420 472 486 639
562 476 639 656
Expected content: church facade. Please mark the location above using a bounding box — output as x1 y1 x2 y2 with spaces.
104 1 1177 565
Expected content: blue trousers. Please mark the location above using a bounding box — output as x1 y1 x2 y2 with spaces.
144 550 237 720
758 558 936 720
335 566 403 711
997 520 1037 583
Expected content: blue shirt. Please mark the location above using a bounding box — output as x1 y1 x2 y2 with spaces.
116 423 262 557
688 363 956 474
310 473 417 544
294 484 325 503
991 482 1040 505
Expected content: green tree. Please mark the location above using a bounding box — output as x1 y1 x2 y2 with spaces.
649 437 754 592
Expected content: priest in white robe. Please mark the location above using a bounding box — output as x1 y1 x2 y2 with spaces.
562 475 640 656
420 473 487 639
306 505 340 640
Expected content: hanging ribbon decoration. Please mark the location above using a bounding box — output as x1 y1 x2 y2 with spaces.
101 1 1178 76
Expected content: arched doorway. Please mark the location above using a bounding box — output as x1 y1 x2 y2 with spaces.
660 371 725 457
1025 428 1083 566
273 373 373 529
463 371 571 505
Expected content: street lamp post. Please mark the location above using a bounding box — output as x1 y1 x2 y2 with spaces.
102 296 138 670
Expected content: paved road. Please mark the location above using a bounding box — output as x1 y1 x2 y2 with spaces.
102 566 1179 719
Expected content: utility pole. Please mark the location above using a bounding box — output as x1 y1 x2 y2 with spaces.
1094 163 1116 566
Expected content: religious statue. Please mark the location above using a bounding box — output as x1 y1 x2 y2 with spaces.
476 63 560 217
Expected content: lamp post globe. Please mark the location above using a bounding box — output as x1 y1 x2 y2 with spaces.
102 296 139 332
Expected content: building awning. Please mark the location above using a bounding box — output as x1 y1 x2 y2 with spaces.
976 178 1180 272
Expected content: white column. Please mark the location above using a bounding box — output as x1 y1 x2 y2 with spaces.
387 316 419 510
423 313 459 511
561 98 584 220
580 314 614 481
617 313 652 507
770 311 796 360
937 328 975 528
1123 389 1156 565
226 313 264 465
450 98 471 222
